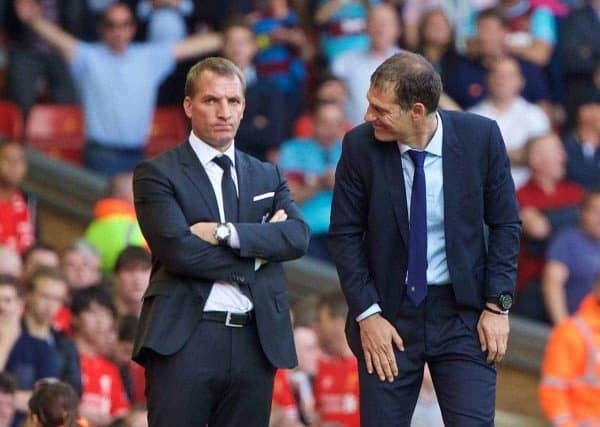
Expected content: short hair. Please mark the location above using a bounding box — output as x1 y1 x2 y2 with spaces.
71 286 116 318
28 380 79 427
476 7 505 25
114 245 151 273
0 372 17 395
62 239 100 260
22 243 58 264
26 266 68 293
118 315 139 342
317 291 348 319
100 1 134 26
184 57 246 98
0 274 22 297
370 52 443 114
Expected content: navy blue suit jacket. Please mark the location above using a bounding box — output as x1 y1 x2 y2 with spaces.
132 140 310 368
328 110 521 357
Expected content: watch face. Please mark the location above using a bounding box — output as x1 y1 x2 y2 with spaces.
499 294 513 310
215 225 230 240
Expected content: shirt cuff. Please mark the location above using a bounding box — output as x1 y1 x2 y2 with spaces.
356 303 382 322
228 223 240 249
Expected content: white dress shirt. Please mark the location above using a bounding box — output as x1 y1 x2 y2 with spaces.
188 131 253 313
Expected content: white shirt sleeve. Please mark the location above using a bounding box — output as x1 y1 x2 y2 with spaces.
356 303 382 322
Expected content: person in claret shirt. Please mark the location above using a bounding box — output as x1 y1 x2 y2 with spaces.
512 133 586 322
71 286 129 427
314 292 359 427
0 140 35 255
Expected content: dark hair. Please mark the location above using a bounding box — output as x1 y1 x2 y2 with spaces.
28 381 79 427
0 274 22 297
185 57 246 98
370 52 443 114
118 315 139 342
476 7 505 25
317 291 348 319
26 266 68 293
71 286 116 318
0 372 17 395
114 246 151 273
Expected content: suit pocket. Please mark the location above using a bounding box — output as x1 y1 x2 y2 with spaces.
274 291 289 312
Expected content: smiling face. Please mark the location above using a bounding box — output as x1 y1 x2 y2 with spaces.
364 85 412 142
183 70 245 152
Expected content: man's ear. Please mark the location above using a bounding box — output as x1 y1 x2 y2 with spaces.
183 96 193 119
410 103 427 121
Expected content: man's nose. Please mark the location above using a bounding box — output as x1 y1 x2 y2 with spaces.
217 100 231 119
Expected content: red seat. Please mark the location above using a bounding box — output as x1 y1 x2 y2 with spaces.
146 106 188 158
0 101 24 140
25 104 85 164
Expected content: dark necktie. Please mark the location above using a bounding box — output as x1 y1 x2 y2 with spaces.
213 155 239 222
406 150 427 306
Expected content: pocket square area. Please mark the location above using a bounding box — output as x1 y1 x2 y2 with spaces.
253 192 275 202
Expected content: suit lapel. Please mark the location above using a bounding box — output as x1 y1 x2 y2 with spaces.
382 141 409 248
235 150 253 223
178 141 220 221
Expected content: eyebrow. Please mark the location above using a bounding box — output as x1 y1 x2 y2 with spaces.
367 95 390 113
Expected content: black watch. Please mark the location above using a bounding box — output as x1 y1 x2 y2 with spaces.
486 293 514 311
213 223 231 246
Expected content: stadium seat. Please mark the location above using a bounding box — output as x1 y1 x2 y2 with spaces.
146 106 188 158
25 104 85 164
0 101 24 140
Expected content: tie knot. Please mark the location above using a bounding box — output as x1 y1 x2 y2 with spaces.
407 150 426 168
213 155 233 172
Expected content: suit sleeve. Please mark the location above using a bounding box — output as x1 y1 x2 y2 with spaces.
327 137 380 316
234 165 310 262
483 121 522 298
134 160 255 283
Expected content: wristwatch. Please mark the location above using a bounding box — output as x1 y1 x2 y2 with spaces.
486 292 514 311
213 223 231 246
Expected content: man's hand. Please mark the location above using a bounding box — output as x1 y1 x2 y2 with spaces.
269 209 287 223
190 222 218 245
15 0 41 24
477 306 510 363
359 313 404 382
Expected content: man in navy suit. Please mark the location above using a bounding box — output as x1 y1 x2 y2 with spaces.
132 57 310 426
328 52 521 426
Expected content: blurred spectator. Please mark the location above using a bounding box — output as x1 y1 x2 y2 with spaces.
136 0 193 43
14 0 222 175
513 133 585 321
314 0 371 63
417 8 459 79
0 247 23 279
539 272 600 426
560 0 600 119
563 92 600 190
3 0 79 115
23 267 81 395
249 0 313 133
71 286 129 426
0 141 35 255
114 316 145 405
0 274 59 427
292 325 320 425
85 173 145 273
113 246 151 319
542 190 600 324
60 241 102 292
221 19 286 162
0 374 17 427
313 292 359 427
469 56 550 188
444 7 551 110
271 369 301 427
22 244 60 282
293 75 352 139
279 103 345 263
24 380 80 427
402 0 498 52
497 0 558 67
331 3 401 126
107 405 147 427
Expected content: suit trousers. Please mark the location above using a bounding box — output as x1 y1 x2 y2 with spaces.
359 285 496 427
145 316 276 427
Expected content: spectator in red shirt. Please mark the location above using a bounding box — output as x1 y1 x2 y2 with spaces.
113 316 145 406
71 286 129 426
0 141 34 255
513 133 585 322
314 292 359 427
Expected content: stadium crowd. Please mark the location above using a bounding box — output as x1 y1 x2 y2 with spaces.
0 0 599 425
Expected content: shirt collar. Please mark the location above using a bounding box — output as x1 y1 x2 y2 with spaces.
188 131 236 168
398 112 443 157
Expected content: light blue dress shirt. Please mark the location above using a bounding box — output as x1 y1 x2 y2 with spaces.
357 113 450 321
